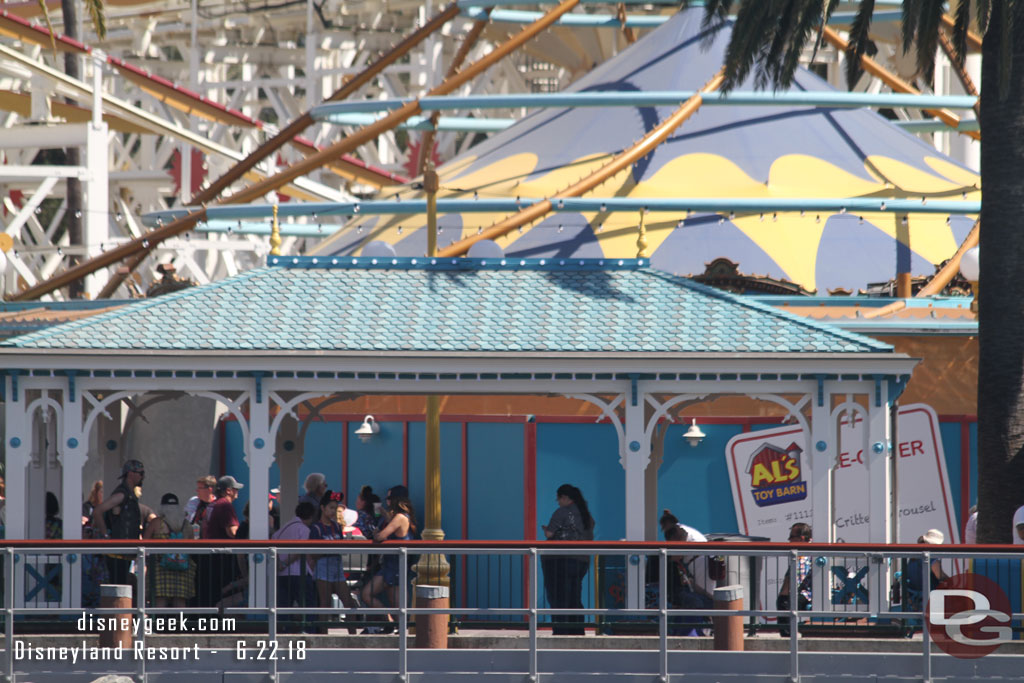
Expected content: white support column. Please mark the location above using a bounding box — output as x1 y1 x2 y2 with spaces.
622 380 650 610
4 375 32 539
866 380 891 616
246 381 272 607
60 378 86 606
809 379 833 614
84 52 109 298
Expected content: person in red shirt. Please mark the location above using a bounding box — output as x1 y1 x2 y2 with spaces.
203 475 243 603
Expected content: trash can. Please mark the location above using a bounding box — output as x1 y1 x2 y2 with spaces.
706 533 768 632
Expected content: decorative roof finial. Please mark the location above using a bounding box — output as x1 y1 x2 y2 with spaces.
269 203 282 256
636 208 650 259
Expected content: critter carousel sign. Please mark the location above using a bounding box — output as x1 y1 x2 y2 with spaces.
725 403 958 544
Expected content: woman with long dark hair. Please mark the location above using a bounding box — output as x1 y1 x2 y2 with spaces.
541 483 595 635
362 495 417 631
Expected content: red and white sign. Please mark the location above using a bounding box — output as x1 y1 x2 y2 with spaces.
725 403 959 544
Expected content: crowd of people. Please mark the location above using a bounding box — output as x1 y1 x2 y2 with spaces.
73 459 418 631
36 466 1006 637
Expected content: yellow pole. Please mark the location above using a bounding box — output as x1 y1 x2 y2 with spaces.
636 208 649 258
425 162 439 258
415 162 450 590
269 204 282 256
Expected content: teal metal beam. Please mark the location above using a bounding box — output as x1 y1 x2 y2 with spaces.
462 7 903 27
311 91 979 118
322 111 980 134
144 197 980 227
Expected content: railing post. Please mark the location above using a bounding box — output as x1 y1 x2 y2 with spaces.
921 549 932 683
5 547 14 683
788 551 799 683
659 549 668 683
399 547 408 682
268 548 278 683
529 548 538 682
136 547 147 683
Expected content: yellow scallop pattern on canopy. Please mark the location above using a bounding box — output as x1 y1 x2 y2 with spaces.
440 152 540 196
731 213 827 290
767 155 886 198
638 153 768 197
860 213 964 266
922 157 981 189
865 156 968 194
516 153 617 198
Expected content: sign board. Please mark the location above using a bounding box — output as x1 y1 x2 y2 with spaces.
725 403 960 613
725 403 959 544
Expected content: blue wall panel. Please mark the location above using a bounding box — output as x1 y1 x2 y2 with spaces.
536 422 623 541
346 419 404 513
939 422 964 530
466 423 524 540
463 423 526 619
407 421 465 540
658 423 744 535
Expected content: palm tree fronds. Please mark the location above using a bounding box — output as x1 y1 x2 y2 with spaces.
83 0 106 40
719 0 776 90
36 0 58 55
914 0 946 85
950 0 971 65
698 0 734 30
902 0 924 54
844 0 874 88
976 0 992 35
775 0 826 87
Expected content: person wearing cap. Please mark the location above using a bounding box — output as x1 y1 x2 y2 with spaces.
204 475 243 540
1013 504 1024 545
144 493 196 608
202 475 244 605
901 529 949 617
93 459 146 595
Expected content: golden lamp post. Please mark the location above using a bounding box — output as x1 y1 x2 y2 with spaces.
412 162 451 588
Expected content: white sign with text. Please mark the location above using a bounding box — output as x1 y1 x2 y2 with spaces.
725 403 959 544
725 403 960 612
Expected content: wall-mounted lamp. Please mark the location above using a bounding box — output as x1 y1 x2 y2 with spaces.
959 245 979 315
354 415 380 443
683 418 706 448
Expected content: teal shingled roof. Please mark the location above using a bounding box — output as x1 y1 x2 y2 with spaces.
0 258 892 353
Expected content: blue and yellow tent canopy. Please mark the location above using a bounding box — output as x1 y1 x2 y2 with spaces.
314 8 979 293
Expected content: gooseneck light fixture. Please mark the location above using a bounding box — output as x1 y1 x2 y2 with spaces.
354 415 380 443
683 418 706 448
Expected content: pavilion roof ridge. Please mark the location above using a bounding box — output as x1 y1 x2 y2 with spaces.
267 255 650 270
641 270 894 353
0 267 267 347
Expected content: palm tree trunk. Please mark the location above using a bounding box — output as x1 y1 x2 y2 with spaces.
975 2 1024 543
62 0 84 299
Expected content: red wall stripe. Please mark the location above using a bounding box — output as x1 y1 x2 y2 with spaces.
523 420 537 610
342 421 349 502
960 419 971 537
461 421 469 612
402 420 409 488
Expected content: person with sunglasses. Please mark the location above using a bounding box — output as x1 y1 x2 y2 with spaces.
309 490 358 632
92 459 146 603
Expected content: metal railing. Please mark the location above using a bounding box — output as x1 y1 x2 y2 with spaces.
0 540 1022 681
